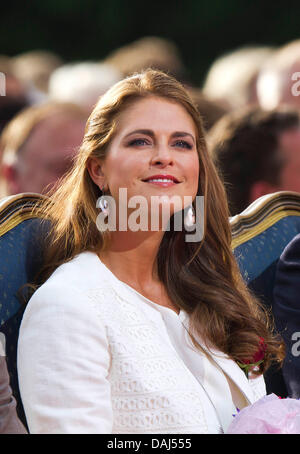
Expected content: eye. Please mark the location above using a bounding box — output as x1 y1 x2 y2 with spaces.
173 140 193 149
128 138 150 147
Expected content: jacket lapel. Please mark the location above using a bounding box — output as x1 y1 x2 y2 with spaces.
205 348 256 404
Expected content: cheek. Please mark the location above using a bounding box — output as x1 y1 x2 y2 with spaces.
106 155 142 192
280 165 300 191
186 156 200 191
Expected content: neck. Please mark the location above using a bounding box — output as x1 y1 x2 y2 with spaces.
98 229 165 287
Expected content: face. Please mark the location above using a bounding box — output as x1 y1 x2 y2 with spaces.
277 127 300 193
88 96 200 226
13 113 86 194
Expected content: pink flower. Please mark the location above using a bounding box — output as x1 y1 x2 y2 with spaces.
243 337 266 365
227 394 300 434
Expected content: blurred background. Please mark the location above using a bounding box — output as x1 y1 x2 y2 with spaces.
1 0 300 214
0 0 300 85
2 0 300 85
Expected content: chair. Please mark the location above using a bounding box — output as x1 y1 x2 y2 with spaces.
0 193 48 427
231 190 300 396
1 191 300 428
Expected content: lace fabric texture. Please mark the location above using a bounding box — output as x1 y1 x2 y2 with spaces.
18 251 266 434
86 279 265 434
87 285 209 433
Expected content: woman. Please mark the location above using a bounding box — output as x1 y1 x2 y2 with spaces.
17 69 283 434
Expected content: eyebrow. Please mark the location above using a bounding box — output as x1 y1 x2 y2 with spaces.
124 129 195 143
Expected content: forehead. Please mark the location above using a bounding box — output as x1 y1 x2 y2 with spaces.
31 113 85 142
21 114 85 158
116 96 197 136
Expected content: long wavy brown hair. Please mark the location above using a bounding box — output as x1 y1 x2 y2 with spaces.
31 69 284 374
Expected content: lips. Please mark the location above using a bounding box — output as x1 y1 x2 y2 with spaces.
142 174 180 183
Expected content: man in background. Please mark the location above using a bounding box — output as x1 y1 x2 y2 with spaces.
273 233 300 398
0 102 87 197
208 106 300 215
0 55 29 136
203 45 275 111
257 39 300 111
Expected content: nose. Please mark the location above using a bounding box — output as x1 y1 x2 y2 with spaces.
150 143 174 167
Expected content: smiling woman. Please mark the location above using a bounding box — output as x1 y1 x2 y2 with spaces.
17 69 284 434
87 96 199 238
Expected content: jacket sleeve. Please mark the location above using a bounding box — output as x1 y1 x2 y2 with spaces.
17 282 113 434
273 233 300 398
0 354 27 434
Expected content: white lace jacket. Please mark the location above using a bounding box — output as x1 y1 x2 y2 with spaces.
17 251 266 434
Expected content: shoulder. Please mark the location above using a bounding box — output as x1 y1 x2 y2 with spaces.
278 233 300 266
28 251 118 306
18 253 114 356
43 251 109 293
22 251 113 323
274 233 300 294
273 233 300 320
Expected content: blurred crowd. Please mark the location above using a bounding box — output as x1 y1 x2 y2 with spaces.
1 36 300 214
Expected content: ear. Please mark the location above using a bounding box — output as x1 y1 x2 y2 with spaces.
248 180 280 204
86 157 107 190
1 163 20 194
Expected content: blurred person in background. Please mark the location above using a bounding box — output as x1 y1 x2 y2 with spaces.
0 55 29 135
104 35 230 131
202 46 275 111
0 102 87 197
187 87 229 132
207 106 300 215
273 232 300 399
0 334 27 434
48 62 121 111
11 50 63 104
104 36 188 83
257 39 300 111
104 36 229 131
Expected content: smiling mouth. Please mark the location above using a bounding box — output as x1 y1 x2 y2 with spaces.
142 175 181 185
146 178 177 183
142 178 180 188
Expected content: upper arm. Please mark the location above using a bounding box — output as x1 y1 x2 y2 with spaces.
17 282 113 434
0 356 27 434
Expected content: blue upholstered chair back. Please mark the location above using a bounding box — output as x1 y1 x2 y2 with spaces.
0 193 48 427
1 191 300 427
231 191 300 307
231 191 300 396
